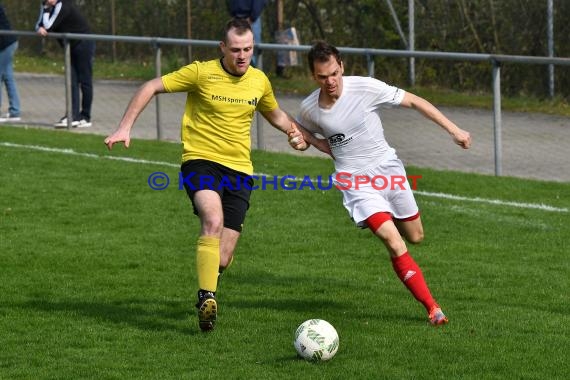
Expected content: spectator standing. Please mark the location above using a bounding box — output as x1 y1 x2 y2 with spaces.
228 0 267 67
0 5 21 122
36 0 94 128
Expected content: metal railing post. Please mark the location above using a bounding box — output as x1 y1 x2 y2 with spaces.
367 54 375 77
255 53 264 150
64 38 72 129
154 41 162 141
408 0 415 86
492 60 502 176
547 0 555 98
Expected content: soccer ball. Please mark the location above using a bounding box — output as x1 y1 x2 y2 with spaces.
293 319 339 361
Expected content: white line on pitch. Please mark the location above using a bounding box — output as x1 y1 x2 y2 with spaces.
0 141 179 167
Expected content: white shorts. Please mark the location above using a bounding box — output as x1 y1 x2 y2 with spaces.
333 158 419 227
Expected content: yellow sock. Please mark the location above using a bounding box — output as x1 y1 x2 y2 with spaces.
196 236 220 292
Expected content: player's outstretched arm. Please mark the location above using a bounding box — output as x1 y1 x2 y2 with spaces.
400 92 472 149
104 78 166 150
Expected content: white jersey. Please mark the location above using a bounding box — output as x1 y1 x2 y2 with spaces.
298 76 405 174
298 76 418 225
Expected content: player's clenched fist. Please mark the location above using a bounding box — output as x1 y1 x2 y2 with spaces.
287 123 309 151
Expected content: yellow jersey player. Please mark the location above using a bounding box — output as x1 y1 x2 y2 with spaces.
105 18 308 331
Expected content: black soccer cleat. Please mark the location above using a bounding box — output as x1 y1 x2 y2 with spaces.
196 290 217 332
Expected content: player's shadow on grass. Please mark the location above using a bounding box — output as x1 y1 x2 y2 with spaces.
15 297 201 335
222 270 424 324
219 269 425 323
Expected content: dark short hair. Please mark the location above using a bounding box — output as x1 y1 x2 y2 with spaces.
308 40 342 73
222 18 253 43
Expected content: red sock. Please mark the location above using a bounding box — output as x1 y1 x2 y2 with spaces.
391 252 437 312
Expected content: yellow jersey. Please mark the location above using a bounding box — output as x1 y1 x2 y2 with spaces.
161 59 279 175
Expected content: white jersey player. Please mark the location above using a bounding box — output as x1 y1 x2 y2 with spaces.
296 41 471 325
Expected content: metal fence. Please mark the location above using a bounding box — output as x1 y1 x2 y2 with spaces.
2 30 570 180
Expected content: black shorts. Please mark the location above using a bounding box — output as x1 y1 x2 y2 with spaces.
180 159 254 232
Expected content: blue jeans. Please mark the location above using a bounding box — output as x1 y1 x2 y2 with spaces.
0 41 21 117
251 16 262 67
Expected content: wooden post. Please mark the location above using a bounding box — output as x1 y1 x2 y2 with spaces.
277 0 283 30
187 0 192 64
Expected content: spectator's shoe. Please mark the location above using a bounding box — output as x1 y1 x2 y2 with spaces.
0 113 21 122
428 305 448 325
54 117 79 128
75 119 92 128
195 290 217 332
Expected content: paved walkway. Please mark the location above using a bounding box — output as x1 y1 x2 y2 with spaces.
6 73 570 182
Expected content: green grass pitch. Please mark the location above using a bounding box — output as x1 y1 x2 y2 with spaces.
0 125 568 379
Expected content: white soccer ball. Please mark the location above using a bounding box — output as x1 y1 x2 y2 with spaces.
293 319 339 362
